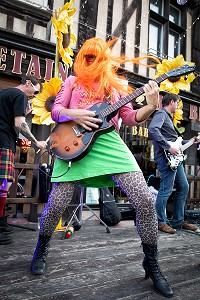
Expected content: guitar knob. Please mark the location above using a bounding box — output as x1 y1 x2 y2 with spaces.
65 146 70 152
73 141 79 146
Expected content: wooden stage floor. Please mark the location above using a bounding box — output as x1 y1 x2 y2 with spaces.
1 218 200 300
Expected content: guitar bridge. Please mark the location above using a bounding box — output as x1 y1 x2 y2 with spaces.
72 124 83 137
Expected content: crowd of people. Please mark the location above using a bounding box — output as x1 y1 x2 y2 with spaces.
1 37 200 298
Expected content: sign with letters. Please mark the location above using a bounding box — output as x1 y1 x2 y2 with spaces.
189 104 200 121
0 46 68 81
132 126 148 137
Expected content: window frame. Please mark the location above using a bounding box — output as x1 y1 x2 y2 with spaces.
148 0 186 59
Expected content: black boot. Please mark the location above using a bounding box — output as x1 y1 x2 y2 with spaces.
142 243 173 298
0 216 14 235
0 232 12 245
31 234 51 275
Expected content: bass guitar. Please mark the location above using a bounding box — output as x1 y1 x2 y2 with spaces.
165 134 200 171
49 64 196 162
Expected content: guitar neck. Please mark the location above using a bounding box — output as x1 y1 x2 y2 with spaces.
181 138 195 152
100 73 168 118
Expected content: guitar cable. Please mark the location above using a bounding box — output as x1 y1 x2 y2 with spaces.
36 149 72 179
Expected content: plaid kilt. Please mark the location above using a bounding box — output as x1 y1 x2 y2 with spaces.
0 148 15 182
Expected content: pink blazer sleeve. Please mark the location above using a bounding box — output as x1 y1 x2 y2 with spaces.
51 76 76 122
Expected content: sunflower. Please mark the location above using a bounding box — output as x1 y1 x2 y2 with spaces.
172 99 185 134
31 78 62 125
51 0 77 67
173 100 183 126
155 54 196 94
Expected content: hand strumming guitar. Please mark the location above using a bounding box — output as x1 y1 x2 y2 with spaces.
59 108 103 131
168 147 180 156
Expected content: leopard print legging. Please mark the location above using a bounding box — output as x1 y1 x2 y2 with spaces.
40 172 158 245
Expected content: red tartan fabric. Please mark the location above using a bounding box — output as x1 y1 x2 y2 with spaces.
0 148 15 182
0 190 8 217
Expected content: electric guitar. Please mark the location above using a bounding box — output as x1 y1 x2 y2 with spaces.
165 134 200 171
49 64 196 162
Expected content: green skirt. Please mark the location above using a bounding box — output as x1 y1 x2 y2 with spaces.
51 130 141 188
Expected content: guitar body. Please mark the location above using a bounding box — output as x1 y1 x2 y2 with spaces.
164 151 186 171
165 137 187 170
49 102 114 161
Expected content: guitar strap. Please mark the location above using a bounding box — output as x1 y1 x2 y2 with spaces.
104 89 111 105
173 124 182 137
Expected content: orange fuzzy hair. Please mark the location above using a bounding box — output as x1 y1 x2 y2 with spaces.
73 37 160 101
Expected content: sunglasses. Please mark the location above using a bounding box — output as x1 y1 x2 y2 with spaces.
31 82 40 95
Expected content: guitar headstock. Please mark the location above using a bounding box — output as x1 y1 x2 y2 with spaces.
166 64 196 78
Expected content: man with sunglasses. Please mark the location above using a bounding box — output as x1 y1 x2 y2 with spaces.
0 75 47 245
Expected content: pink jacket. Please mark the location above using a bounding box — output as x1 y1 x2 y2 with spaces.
51 75 146 131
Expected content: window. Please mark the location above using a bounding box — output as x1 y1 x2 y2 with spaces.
148 0 184 59
168 30 180 58
169 5 181 25
150 0 163 16
149 21 163 56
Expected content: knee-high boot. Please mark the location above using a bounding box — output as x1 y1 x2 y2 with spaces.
142 243 173 298
31 234 51 275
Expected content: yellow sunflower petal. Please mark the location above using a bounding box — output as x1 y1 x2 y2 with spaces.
70 31 77 45
177 80 190 91
43 78 62 95
32 107 47 116
51 17 59 37
32 115 42 125
159 80 174 92
186 73 196 83
40 111 54 125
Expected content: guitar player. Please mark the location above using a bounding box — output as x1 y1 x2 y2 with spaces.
148 93 200 234
30 37 174 298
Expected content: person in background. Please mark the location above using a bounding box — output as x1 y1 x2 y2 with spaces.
0 75 47 245
148 93 200 234
31 38 173 298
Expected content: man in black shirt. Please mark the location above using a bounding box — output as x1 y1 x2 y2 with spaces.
148 93 200 234
0 76 47 244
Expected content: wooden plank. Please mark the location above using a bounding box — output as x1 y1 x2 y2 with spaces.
22 203 31 214
23 147 35 196
6 197 39 203
15 163 37 169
